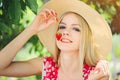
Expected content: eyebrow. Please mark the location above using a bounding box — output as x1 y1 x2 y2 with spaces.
60 22 66 25
60 21 81 27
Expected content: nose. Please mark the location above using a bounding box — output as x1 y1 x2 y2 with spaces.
62 30 70 36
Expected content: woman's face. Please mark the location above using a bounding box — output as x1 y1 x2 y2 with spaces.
56 13 81 52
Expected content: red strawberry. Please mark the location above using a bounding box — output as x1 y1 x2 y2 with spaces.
56 32 62 41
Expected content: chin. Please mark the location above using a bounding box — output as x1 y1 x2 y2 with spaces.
59 47 77 52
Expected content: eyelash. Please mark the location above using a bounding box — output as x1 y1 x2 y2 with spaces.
58 26 66 29
58 25 80 32
73 27 80 32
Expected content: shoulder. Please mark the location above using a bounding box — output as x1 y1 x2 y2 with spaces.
83 64 95 79
83 64 95 73
42 56 58 79
28 57 55 74
43 56 57 67
43 56 55 62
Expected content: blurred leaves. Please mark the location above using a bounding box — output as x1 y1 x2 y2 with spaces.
82 0 120 34
0 0 120 50
0 0 120 80
28 35 43 55
8 0 21 24
0 0 120 63
0 0 42 50
0 0 43 79
113 34 120 58
25 0 38 14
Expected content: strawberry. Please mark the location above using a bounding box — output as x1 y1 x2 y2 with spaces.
56 32 62 41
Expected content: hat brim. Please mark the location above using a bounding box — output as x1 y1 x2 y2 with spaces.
37 0 112 58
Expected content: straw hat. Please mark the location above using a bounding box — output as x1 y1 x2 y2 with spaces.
37 0 112 59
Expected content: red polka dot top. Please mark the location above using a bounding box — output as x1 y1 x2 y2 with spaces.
42 57 94 80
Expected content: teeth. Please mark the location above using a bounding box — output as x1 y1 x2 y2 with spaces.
61 39 71 42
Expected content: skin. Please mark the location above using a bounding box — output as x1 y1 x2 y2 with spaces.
0 9 109 80
57 13 82 80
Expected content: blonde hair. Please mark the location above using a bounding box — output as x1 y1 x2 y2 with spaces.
79 15 103 66
76 12 103 65
51 12 102 79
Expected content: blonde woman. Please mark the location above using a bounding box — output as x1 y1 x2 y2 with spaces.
0 0 112 80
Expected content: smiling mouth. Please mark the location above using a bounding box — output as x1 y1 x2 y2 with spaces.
61 38 72 43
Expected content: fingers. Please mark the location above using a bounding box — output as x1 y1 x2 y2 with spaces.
89 69 109 80
95 60 109 75
88 60 110 80
46 9 58 23
94 60 110 80
33 9 58 31
38 9 58 23
29 8 58 33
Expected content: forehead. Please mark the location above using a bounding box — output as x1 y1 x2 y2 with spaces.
60 13 80 24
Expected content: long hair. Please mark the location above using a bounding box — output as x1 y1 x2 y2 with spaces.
53 12 101 79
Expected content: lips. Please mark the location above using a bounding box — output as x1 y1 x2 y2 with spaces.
61 38 72 43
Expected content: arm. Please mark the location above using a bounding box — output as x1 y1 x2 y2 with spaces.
0 27 34 71
0 58 43 77
0 9 58 76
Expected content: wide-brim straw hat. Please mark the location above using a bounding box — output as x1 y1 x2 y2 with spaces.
37 0 112 59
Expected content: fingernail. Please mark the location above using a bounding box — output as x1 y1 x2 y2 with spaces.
46 14 48 18
56 17 58 22
102 68 106 75
94 68 100 74
94 70 99 74
55 12 57 16
51 11 54 15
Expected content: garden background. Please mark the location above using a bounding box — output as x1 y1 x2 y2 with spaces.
0 0 120 80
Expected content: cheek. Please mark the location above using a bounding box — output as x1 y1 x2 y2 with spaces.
56 39 61 49
73 33 80 41
72 34 81 47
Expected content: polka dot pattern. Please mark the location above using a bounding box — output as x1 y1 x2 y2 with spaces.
83 64 95 80
43 57 58 80
43 57 94 80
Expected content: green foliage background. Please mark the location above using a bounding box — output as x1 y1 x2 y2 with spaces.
0 0 120 80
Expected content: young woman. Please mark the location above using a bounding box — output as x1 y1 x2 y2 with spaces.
0 0 112 80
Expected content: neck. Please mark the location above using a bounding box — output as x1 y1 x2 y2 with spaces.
59 50 80 73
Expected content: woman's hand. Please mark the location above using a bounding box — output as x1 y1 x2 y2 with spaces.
30 9 58 34
88 60 110 80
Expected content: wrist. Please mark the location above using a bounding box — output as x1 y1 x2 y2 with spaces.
25 27 36 36
29 22 41 35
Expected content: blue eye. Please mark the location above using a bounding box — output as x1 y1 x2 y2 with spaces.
58 25 66 30
73 27 80 32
